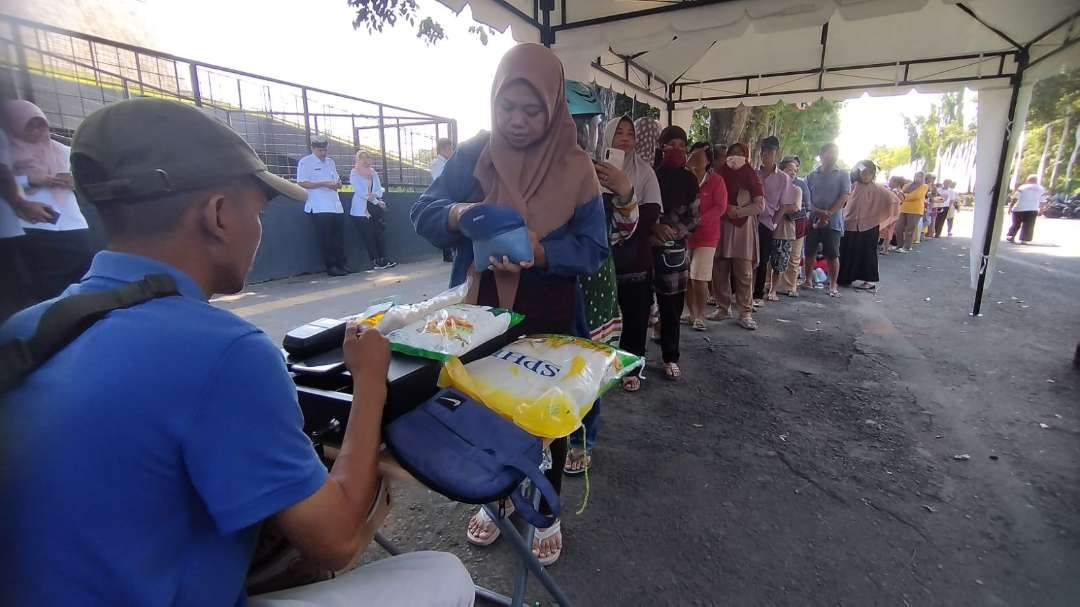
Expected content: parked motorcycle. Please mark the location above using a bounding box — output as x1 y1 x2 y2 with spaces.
1043 194 1080 219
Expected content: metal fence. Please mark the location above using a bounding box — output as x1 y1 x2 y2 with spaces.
0 15 456 187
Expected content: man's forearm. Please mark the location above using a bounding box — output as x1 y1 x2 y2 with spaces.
328 374 387 527
829 194 849 215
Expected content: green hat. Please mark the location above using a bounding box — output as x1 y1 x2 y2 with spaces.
71 98 307 204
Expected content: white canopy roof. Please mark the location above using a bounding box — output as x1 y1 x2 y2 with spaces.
439 0 1080 313
439 0 1079 111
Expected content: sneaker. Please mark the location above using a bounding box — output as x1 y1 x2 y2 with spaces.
340 265 357 274
374 260 389 270
384 259 398 268
327 267 347 277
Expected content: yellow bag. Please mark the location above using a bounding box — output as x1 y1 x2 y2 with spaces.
438 335 642 438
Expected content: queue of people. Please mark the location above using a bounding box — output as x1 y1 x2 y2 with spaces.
2 40 985 605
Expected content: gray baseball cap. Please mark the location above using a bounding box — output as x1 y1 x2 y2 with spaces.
71 98 307 204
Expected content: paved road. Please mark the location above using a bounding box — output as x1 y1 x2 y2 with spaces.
223 211 1079 605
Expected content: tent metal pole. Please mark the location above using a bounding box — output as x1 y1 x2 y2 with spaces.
540 0 554 47
972 50 1028 317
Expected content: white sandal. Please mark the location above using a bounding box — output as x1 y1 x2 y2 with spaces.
532 519 563 566
466 501 514 546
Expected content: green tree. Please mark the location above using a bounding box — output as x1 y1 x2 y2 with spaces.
347 0 494 45
868 144 911 173
689 108 710 144
690 100 841 168
902 92 975 173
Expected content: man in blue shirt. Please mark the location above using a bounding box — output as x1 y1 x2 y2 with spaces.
803 142 851 297
0 99 473 606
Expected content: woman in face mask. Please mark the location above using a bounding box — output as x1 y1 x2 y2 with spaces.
837 160 898 291
711 142 765 330
651 126 700 380
685 142 727 331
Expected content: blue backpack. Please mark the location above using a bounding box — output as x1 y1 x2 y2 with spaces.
384 388 560 529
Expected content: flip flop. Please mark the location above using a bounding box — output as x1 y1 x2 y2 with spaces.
692 318 707 331
854 283 877 291
828 288 841 297
621 375 642 392
563 448 592 476
663 362 681 380
532 519 562 567
466 502 514 546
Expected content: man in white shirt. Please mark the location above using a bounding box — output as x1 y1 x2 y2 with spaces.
429 138 456 262
1007 174 1046 245
428 138 454 182
932 178 957 237
297 136 352 276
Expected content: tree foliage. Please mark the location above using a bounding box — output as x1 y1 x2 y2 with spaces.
348 0 494 45
868 144 911 173
690 100 841 168
902 91 975 173
1019 68 1080 194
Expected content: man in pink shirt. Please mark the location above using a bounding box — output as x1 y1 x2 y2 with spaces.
754 136 793 305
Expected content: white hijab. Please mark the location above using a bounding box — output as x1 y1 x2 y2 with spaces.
601 115 663 210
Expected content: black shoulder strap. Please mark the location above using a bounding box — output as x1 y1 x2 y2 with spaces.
0 274 179 394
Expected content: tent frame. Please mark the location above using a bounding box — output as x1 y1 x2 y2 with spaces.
485 0 1079 315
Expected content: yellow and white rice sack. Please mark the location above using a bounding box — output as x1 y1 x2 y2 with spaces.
439 334 643 438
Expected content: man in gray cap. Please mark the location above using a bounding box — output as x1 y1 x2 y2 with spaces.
0 98 474 606
297 134 352 276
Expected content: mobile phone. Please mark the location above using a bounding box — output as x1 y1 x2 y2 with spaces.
602 148 625 167
45 207 61 224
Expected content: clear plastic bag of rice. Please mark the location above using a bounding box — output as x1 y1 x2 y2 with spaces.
438 334 643 438
386 303 523 362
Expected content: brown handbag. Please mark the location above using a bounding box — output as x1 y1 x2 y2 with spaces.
245 476 392 595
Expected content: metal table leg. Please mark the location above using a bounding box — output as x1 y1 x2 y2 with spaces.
483 499 572 606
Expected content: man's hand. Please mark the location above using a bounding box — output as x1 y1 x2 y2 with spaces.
49 174 74 188
329 181 342 191
342 322 390 386
14 199 55 223
447 203 478 231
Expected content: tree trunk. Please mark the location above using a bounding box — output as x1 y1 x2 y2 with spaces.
1049 108 1071 190
1010 128 1026 190
1037 123 1053 184
1064 123 1080 194
708 104 752 148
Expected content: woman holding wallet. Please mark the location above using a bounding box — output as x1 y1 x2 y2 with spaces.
711 142 765 330
411 43 607 566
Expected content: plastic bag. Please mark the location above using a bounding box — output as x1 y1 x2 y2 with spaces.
376 283 468 334
387 304 523 362
438 335 643 439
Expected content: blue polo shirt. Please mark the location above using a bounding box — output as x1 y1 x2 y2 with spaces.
0 251 327 606
805 165 851 232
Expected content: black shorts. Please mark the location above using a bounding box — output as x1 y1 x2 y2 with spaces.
805 227 841 260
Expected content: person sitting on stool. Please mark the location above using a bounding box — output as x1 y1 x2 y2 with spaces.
298 135 353 276
0 98 474 606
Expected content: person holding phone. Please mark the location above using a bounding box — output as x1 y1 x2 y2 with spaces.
4 100 93 304
412 44 607 565
350 151 396 270
297 135 352 276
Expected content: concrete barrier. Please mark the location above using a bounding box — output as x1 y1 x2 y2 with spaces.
79 189 441 283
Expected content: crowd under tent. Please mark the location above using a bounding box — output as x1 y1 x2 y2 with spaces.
438 0 1080 315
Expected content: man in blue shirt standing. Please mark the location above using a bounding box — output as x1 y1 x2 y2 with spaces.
803 142 851 298
0 98 473 606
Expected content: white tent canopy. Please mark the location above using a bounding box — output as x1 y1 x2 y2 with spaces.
439 0 1080 314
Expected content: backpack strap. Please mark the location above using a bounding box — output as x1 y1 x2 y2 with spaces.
506 456 561 529
0 273 179 394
